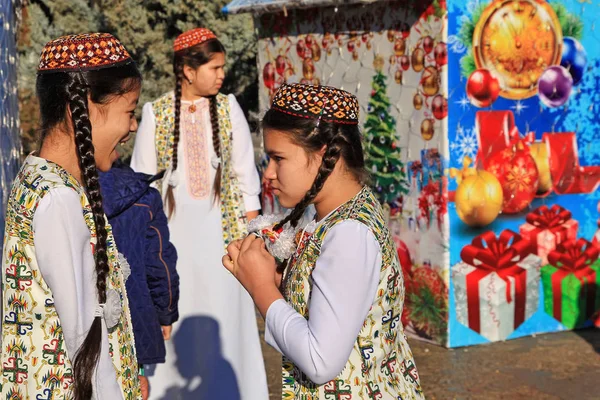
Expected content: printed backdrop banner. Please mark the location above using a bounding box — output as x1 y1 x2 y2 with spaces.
245 0 600 347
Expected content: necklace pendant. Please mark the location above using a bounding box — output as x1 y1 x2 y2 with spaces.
188 104 197 113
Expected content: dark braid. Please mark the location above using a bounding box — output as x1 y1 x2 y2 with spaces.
274 133 343 231
165 62 184 218
67 73 110 400
209 95 222 201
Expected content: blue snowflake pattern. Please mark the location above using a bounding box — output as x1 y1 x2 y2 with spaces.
450 124 478 162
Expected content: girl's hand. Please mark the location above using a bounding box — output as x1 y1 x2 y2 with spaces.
223 234 277 297
223 235 285 317
161 325 172 340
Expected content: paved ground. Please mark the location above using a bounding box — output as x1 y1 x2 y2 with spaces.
257 313 600 399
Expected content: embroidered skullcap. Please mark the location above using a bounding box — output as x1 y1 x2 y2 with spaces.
174 28 218 53
271 83 359 125
37 33 132 74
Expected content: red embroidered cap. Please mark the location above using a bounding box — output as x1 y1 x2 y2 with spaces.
271 83 360 125
174 28 218 53
37 33 132 74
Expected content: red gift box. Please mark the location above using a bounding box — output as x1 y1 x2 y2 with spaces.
455 230 539 340
519 205 578 265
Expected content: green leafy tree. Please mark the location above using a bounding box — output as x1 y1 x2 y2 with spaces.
364 71 408 205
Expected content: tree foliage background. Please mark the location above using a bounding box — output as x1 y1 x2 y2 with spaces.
18 0 258 159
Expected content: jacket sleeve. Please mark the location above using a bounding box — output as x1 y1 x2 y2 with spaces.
144 189 180 326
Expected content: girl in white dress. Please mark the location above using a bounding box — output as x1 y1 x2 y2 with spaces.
130 28 267 400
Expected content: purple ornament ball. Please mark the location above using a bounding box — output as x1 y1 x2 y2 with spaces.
538 66 573 108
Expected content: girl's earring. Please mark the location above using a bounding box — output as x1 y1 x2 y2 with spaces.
188 78 193 84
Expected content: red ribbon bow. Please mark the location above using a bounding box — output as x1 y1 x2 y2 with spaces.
410 161 423 177
526 205 571 230
460 230 532 333
547 239 598 322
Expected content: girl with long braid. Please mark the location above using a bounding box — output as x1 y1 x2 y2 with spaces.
130 28 266 399
1 33 142 399
223 83 425 400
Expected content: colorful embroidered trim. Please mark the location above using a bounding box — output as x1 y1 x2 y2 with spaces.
174 28 218 52
271 83 360 125
38 33 132 73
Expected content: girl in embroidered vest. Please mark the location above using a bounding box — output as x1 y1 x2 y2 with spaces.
1 34 142 399
223 83 425 399
130 28 267 399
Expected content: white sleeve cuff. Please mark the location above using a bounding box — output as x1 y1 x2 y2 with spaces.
243 193 262 212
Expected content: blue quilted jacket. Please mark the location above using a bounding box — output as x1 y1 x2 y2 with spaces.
99 162 179 365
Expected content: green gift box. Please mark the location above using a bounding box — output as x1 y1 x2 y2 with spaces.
541 239 600 329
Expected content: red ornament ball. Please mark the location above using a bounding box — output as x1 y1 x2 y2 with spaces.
275 55 286 76
263 62 276 89
431 95 448 120
485 145 540 214
400 55 410 71
296 40 307 59
434 42 447 66
466 69 501 108
423 36 434 54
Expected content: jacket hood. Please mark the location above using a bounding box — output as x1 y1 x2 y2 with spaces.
99 162 164 218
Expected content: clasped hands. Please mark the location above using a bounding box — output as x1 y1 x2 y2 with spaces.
222 234 279 297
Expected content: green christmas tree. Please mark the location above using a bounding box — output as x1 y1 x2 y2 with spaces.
364 70 408 205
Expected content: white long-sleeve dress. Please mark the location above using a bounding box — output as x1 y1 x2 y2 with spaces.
131 94 268 400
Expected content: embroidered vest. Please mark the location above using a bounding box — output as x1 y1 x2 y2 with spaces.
281 187 424 400
1 156 141 399
152 92 248 249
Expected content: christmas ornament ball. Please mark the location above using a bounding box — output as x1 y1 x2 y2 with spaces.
434 42 447 66
421 118 435 141
302 58 315 80
311 43 322 62
422 36 434 54
455 170 503 227
561 37 587 85
538 66 573 108
394 39 406 56
413 93 423 110
529 142 552 193
466 69 500 107
275 55 287 76
421 66 440 97
400 55 410 71
395 69 403 84
373 55 385 71
486 146 539 214
411 48 425 72
263 62 276 89
431 95 448 120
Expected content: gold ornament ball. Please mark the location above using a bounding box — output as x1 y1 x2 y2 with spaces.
389 55 396 65
302 59 315 80
413 93 423 110
421 66 440 97
373 55 385 71
530 142 552 193
395 69 403 84
411 48 425 72
311 43 322 62
455 170 504 227
394 39 406 56
421 118 435 141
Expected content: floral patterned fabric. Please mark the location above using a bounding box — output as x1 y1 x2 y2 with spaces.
1 155 141 399
152 92 248 250
281 186 424 399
